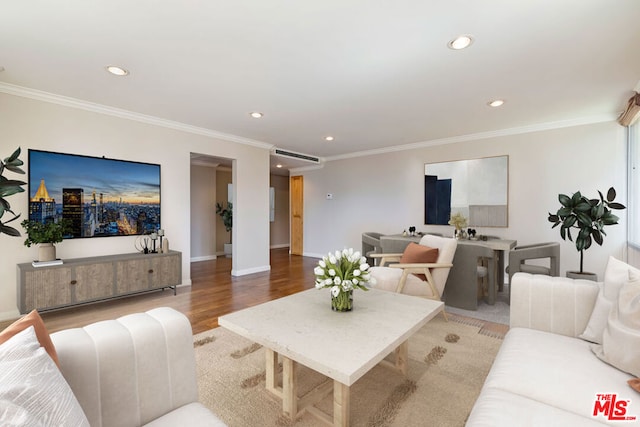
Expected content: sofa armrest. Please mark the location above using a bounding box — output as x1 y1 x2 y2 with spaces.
51 307 199 427
510 272 599 338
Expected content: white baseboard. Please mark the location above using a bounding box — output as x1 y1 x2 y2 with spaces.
190 255 217 262
303 252 324 259
231 265 271 276
270 243 290 249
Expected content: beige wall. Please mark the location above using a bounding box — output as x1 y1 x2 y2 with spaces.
190 164 216 261
299 121 629 279
0 92 271 320
270 174 290 248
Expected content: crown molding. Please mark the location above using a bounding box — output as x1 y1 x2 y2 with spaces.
325 113 619 162
0 82 274 150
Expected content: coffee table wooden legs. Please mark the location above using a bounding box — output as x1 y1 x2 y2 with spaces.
265 348 350 426
334 382 350 426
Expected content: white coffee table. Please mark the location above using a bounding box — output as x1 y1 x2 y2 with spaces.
219 288 443 426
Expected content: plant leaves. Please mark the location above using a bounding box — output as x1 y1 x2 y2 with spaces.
574 202 591 212
0 223 21 237
563 216 577 228
571 192 582 206
558 194 571 207
608 202 626 210
607 187 616 202
593 229 603 245
4 165 25 174
4 147 20 163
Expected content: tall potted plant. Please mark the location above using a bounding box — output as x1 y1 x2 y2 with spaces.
0 147 26 237
216 201 232 257
548 187 625 279
21 219 72 262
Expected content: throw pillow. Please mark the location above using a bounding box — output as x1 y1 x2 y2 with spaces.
0 326 90 427
579 257 640 344
592 274 640 377
0 310 59 366
578 285 613 344
400 242 439 281
603 256 640 299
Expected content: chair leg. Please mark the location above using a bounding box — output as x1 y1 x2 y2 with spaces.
440 306 448 322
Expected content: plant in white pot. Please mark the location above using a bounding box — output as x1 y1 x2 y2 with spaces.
216 202 232 257
548 187 625 280
21 219 71 262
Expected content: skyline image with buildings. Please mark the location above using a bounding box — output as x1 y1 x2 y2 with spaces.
28 150 160 238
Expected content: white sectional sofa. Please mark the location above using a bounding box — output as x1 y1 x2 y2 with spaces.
467 269 640 426
51 307 226 427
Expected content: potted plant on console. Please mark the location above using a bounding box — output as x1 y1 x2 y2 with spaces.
216 201 232 257
21 218 71 264
548 187 625 280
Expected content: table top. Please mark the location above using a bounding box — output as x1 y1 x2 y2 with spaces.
219 288 443 386
380 234 516 251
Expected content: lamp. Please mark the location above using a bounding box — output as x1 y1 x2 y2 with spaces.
618 92 640 127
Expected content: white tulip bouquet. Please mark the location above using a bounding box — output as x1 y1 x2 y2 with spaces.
314 248 374 311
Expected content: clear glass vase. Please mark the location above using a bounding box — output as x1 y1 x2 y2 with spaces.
331 290 353 312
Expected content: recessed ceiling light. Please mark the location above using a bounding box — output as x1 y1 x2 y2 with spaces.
324 136 334 141
250 112 263 118
276 164 283 168
488 99 505 107
448 35 474 50
106 65 129 76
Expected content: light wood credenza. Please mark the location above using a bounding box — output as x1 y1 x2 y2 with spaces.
17 250 181 314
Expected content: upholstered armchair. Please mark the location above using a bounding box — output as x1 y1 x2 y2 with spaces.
369 235 457 318
443 244 497 310
361 232 384 266
506 242 560 296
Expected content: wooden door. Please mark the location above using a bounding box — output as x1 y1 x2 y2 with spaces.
290 175 303 255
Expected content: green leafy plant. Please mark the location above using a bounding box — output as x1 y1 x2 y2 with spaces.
20 219 72 247
215 202 232 243
548 187 625 273
0 147 26 237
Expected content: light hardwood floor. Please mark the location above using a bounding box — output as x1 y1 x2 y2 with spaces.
4 248 317 335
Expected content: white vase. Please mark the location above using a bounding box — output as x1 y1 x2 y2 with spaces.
38 243 56 262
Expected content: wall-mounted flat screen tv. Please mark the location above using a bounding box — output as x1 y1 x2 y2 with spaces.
27 149 161 239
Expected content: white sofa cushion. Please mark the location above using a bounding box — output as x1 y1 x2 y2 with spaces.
580 257 640 344
469 327 638 425
143 403 227 427
510 273 599 337
0 326 89 427
593 273 640 377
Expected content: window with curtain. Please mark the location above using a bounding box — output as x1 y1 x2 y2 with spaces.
630 122 639 248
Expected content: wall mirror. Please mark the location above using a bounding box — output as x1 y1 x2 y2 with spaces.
424 155 508 227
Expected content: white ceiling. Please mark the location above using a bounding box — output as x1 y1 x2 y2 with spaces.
2 1 640 172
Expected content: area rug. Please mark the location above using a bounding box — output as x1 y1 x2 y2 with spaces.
194 313 505 427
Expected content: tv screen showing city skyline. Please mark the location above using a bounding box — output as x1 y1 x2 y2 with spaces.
28 149 161 238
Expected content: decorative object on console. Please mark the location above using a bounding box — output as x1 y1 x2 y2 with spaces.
0 147 26 238
548 187 625 278
314 248 372 311
467 228 477 240
448 212 467 239
409 226 416 236
21 219 71 263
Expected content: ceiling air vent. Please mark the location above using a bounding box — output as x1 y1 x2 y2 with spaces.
273 149 320 163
